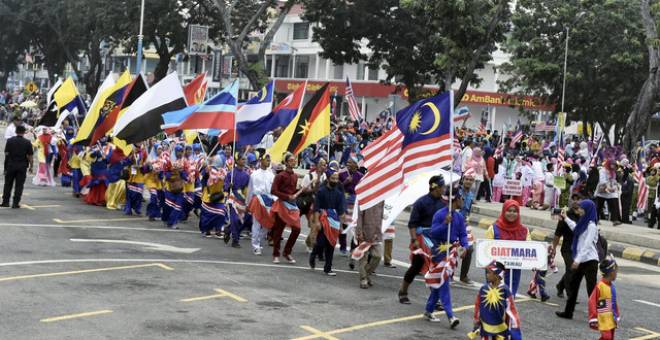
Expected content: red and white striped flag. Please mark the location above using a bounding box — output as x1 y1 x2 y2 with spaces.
356 92 453 210
453 138 461 152
345 77 363 122
509 130 523 148
634 162 648 211
494 143 504 159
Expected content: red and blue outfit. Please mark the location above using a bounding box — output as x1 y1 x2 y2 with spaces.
423 208 468 318
473 282 522 339
224 166 252 245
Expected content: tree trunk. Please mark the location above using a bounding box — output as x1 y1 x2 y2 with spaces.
454 0 508 108
623 0 660 154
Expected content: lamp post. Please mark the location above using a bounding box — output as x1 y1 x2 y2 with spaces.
560 12 586 114
135 0 146 75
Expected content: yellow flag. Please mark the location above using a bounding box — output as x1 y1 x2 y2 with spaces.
112 137 133 155
268 83 330 163
54 77 81 115
184 130 198 145
73 71 131 144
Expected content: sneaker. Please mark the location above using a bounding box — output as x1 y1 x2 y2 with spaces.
214 233 223 239
149 217 156 221
325 271 337 276
339 250 348 257
204 232 214 238
253 248 262 256
309 258 315 270
11 204 19 209
231 242 241 248
306 246 313 253
284 255 296 264
272 257 280 264
449 316 460 329
541 295 550 302
0 202 9 207
360 280 369 289
424 312 441 322
172 225 179 230
367 278 373 287
383 262 397 269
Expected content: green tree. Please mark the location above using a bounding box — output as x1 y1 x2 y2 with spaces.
0 0 29 89
301 0 510 104
499 0 647 146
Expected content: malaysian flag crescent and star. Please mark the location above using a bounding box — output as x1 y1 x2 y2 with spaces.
395 91 453 180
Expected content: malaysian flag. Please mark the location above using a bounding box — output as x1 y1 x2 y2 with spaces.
453 138 461 152
356 92 453 210
345 77 363 122
509 130 523 148
634 161 648 211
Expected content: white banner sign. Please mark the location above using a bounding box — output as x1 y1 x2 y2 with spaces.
188 25 209 55
502 179 522 197
475 239 548 271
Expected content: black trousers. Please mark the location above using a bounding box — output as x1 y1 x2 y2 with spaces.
459 246 473 280
562 260 598 316
310 230 335 273
3 167 27 206
620 193 633 223
403 253 425 284
477 178 492 201
596 197 620 223
649 205 660 229
556 250 573 294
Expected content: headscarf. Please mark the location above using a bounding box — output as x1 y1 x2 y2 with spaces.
494 200 528 241
486 260 506 276
571 199 599 258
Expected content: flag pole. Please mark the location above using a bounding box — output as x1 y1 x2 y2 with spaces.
447 91 454 259
135 0 146 75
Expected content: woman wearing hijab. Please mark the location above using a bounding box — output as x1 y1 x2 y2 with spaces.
486 200 530 295
556 199 600 320
467 147 487 199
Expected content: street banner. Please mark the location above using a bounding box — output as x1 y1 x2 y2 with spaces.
188 25 209 55
502 179 522 196
475 239 549 270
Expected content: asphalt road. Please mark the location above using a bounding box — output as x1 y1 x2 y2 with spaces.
1 148 660 339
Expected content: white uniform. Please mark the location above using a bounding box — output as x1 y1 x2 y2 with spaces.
247 168 275 252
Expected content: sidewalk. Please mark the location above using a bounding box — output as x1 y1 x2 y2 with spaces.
469 202 660 267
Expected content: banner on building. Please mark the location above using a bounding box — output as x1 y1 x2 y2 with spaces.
212 50 222 82
475 239 549 270
188 25 209 55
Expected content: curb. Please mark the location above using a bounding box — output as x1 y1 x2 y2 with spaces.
469 216 660 268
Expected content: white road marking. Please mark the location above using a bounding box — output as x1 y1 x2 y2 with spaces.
69 238 200 254
390 259 411 268
0 223 199 234
634 299 660 308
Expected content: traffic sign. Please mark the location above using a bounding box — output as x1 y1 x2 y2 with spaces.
25 82 39 94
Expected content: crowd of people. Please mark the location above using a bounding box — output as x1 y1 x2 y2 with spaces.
3 90 652 338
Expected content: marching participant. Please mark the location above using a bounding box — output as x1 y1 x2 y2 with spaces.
247 153 276 255
470 261 522 340
224 152 252 248
145 142 164 221
199 163 227 238
422 188 468 329
124 144 148 216
270 152 303 264
161 145 188 229
398 175 447 304
309 170 346 275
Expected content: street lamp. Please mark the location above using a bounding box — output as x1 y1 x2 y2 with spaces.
135 0 146 75
560 11 586 113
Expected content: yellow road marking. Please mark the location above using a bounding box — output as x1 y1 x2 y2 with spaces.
53 217 148 224
180 288 247 303
214 288 247 302
631 327 660 340
22 204 61 209
299 326 340 340
41 310 113 323
290 298 532 340
0 263 173 283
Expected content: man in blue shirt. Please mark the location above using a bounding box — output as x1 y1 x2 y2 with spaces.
398 175 446 304
309 171 346 276
423 188 468 328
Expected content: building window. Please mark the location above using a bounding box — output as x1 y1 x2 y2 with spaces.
295 55 309 79
368 66 379 81
275 55 290 78
333 64 343 80
356 62 365 80
293 22 309 40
